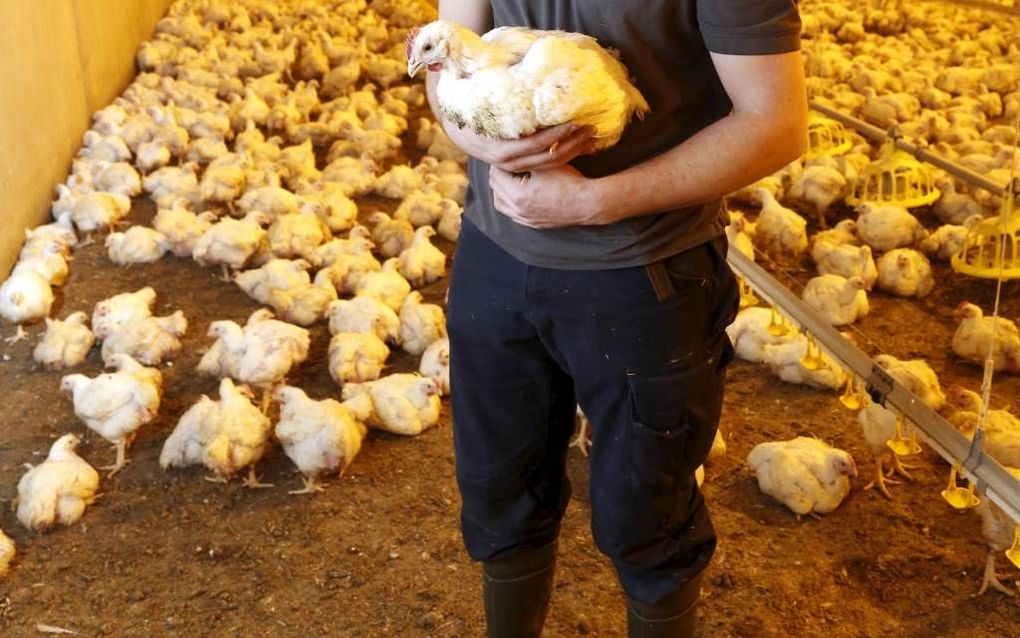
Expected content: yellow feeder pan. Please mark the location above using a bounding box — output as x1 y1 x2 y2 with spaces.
950 198 1020 280
767 307 790 336
839 376 864 410
941 466 981 510
845 138 941 209
738 277 759 309
887 415 922 457
1007 527 1020 569
800 336 824 371
803 113 852 161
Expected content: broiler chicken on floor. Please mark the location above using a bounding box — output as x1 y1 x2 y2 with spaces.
60 354 163 476
274 385 368 494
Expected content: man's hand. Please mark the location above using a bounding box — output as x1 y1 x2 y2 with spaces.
445 122 596 173
490 164 613 229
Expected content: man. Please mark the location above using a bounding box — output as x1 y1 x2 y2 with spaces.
426 2 806 636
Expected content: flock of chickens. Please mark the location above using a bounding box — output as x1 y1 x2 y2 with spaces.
722 0 1020 596
0 0 466 575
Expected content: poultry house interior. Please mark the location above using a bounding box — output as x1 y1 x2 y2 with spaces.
1 0 1020 635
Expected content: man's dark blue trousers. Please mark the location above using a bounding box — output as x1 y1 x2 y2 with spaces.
447 218 738 604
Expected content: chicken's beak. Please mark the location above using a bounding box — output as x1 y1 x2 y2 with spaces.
407 59 425 78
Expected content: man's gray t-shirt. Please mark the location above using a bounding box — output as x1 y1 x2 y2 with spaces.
463 0 802 270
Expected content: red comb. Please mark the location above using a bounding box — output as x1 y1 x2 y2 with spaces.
405 26 421 61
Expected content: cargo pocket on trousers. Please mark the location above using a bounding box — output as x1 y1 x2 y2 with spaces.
625 369 693 491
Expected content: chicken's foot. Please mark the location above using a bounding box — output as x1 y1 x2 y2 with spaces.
816 208 829 230
217 264 233 283
77 233 95 248
203 474 229 484
260 388 272 414
288 475 324 495
4 326 29 345
243 466 274 489
978 552 1017 596
863 457 900 500
887 453 917 481
569 413 591 458
99 440 130 478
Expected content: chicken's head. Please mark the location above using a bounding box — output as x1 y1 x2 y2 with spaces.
59 374 87 395
829 450 858 478
272 384 299 404
50 433 82 459
66 311 89 325
953 301 981 321
406 21 454 78
105 232 125 251
947 386 982 411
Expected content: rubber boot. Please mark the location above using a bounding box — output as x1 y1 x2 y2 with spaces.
627 574 702 638
482 541 557 638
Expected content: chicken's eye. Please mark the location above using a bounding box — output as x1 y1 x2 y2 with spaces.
423 43 433 52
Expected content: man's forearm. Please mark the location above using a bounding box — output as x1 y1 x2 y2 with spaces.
591 109 807 224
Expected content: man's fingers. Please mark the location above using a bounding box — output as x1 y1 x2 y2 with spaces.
521 122 578 152
494 122 580 162
497 127 595 173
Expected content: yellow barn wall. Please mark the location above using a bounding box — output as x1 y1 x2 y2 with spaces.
0 0 173 276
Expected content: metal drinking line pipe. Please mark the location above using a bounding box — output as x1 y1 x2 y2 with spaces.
727 249 1020 523
809 101 1011 198
928 0 1020 17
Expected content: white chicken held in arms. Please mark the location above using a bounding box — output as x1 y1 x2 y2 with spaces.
747 437 857 518
407 21 650 149
61 354 162 476
274 385 368 494
16 434 100 532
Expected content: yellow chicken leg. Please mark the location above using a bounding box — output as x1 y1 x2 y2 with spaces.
100 440 130 478
4 326 29 345
887 453 916 482
978 552 1017 596
260 388 273 415
289 475 324 495
863 453 900 500
243 466 274 489
569 412 591 458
